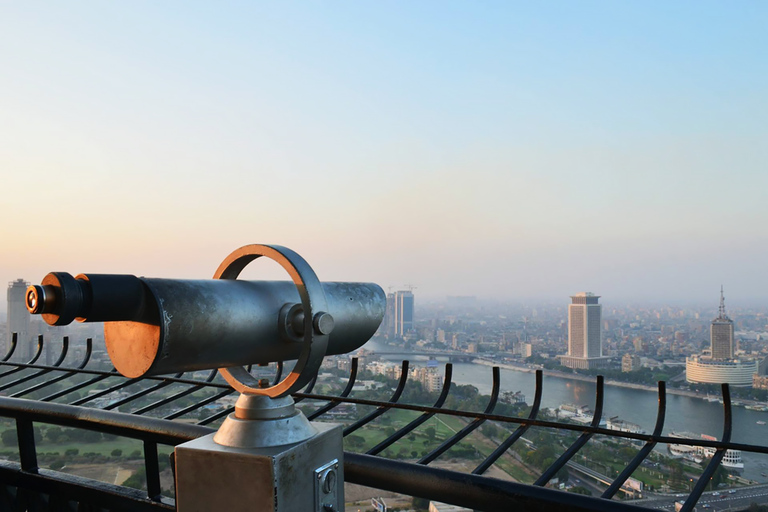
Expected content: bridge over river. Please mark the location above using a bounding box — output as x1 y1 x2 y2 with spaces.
369 350 476 363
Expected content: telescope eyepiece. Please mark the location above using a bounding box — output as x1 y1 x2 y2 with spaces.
25 285 49 314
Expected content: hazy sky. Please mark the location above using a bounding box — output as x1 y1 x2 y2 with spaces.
1 2 767 310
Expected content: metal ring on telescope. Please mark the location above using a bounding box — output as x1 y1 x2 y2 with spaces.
213 244 330 398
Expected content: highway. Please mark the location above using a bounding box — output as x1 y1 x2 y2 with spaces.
631 483 768 510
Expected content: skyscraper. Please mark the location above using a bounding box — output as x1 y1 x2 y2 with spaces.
393 290 414 337
560 292 609 369
686 287 758 386
383 292 396 337
711 286 734 360
7 279 30 357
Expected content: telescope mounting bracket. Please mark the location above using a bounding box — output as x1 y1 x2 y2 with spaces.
213 244 331 399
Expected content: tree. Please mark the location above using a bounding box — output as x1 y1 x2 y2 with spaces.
1 429 17 447
346 435 365 449
111 449 123 457
46 426 63 443
425 427 436 441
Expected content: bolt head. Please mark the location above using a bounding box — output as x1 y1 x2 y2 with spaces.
313 312 335 335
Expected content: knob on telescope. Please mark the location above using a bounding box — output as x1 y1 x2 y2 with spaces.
26 244 386 398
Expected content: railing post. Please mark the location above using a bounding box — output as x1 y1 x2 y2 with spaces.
143 440 162 501
16 417 38 473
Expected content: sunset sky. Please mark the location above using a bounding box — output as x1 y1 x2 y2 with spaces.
2 2 767 309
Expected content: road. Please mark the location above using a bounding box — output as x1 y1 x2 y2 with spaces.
632 483 768 510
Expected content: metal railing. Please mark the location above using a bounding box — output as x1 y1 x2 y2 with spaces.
0 333 764 512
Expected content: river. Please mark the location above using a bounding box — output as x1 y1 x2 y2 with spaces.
362 340 768 481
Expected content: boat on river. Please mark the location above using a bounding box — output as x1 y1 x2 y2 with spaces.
668 432 744 470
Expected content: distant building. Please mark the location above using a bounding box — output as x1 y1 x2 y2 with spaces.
686 356 758 387
560 292 610 369
383 292 396 337
711 287 734 360
410 362 443 393
753 374 768 390
622 354 641 372
686 288 757 387
7 279 31 358
393 290 414 337
516 342 532 358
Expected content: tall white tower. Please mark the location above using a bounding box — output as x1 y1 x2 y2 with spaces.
561 292 608 369
7 279 30 357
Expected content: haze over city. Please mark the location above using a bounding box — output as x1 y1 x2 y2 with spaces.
2 2 767 310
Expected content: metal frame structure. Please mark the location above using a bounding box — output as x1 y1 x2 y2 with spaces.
0 333 765 512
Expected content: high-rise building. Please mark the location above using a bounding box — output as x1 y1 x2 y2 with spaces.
7 279 30 357
560 292 609 369
686 287 758 387
711 286 734 360
383 292 396 337
393 290 414 337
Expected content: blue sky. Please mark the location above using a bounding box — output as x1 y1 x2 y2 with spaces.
1 2 767 307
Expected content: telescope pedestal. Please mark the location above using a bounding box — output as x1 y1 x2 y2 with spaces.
175 395 344 512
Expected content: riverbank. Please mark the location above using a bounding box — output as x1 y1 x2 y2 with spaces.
471 358 747 403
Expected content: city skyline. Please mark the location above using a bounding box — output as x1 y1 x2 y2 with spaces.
2 3 768 308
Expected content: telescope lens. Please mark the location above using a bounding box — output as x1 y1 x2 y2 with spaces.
26 286 42 314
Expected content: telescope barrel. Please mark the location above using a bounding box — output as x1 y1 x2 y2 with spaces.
27 273 385 378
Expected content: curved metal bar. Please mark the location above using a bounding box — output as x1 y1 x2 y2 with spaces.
30 336 44 364
420 366 500 465
680 384 732 512
602 381 666 499
273 361 283 385
343 360 410 436
197 405 235 426
41 370 117 402
104 373 184 411
71 377 142 406
0 337 69 392
307 358 359 420
473 369 542 474
2 333 17 361
0 335 44 379
165 388 236 421
534 375 604 486
346 452 652 512
297 388 766 455
133 369 218 416
0 360 230 389
367 364 454 456
11 339 93 398
294 373 318 404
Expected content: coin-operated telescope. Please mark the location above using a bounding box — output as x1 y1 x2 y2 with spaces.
27 244 386 512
